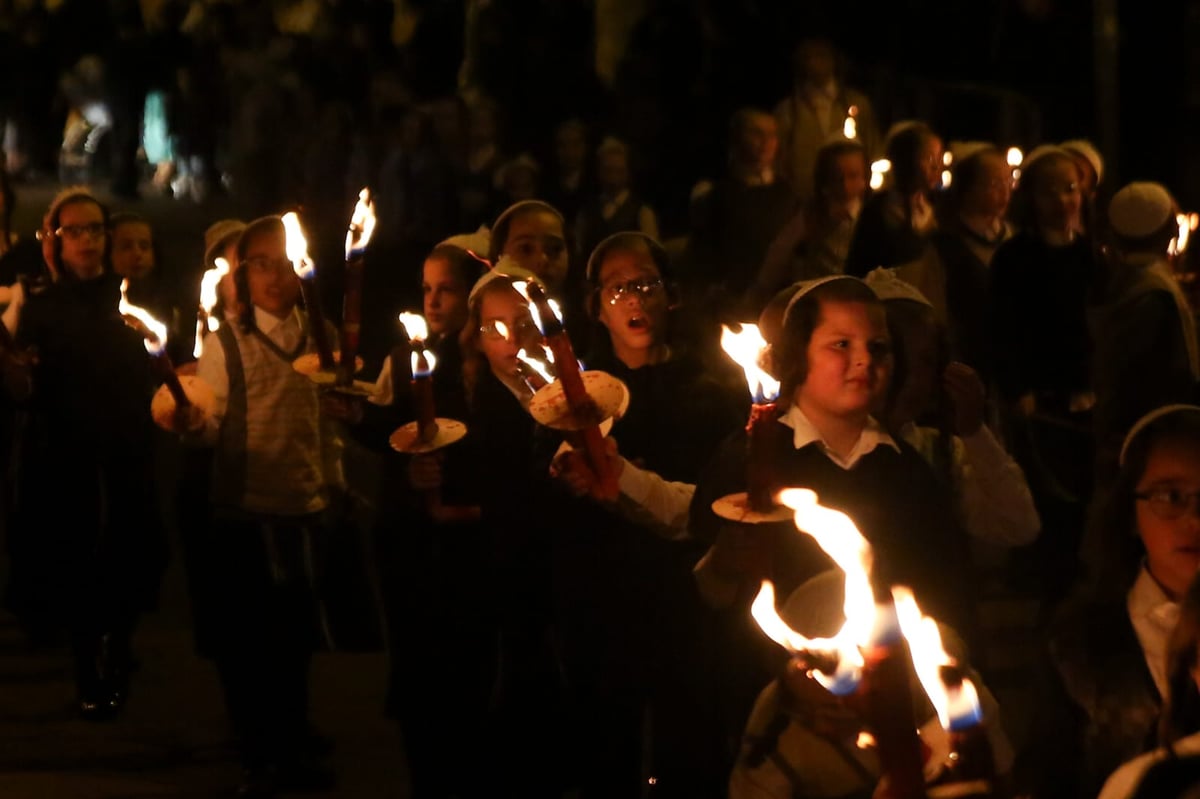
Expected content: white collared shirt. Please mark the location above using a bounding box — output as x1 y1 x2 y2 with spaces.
779 405 899 470
1127 565 1179 698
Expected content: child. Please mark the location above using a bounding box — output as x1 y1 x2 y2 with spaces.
185 215 343 795
866 267 1040 547
690 274 973 774
1099 570 1200 799
1020 405 1200 799
844 121 947 318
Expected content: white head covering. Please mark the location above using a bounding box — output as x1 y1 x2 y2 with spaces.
466 256 543 305
864 267 932 307
437 226 492 259
1060 139 1104 184
781 275 872 326
1108 182 1176 239
1119 404 1200 466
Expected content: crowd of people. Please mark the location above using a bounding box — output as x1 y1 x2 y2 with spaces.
2 3 1200 799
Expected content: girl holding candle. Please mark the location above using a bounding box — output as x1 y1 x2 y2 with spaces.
549 232 748 795
1019 405 1200 799
6 187 165 720
688 275 973 768
186 215 344 795
451 271 568 795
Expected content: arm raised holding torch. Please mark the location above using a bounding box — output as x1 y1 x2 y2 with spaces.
515 280 620 502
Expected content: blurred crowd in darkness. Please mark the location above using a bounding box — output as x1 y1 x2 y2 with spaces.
9 3 1200 799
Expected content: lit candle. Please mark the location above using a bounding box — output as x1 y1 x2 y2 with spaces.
516 281 618 501
282 211 335 370
120 279 190 409
752 489 983 799
194 256 229 359
720 324 783 514
398 312 438 444
338 188 376 386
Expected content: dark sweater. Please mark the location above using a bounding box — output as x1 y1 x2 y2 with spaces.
690 423 974 639
988 232 1096 403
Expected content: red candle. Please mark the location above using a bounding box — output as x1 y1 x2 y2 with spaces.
282 212 336 371
523 282 618 501
338 189 376 385
857 628 928 799
411 348 438 444
720 324 783 513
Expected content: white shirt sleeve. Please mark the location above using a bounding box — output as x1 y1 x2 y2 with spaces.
369 354 394 406
956 426 1041 546
614 459 694 540
190 329 228 446
2 282 25 337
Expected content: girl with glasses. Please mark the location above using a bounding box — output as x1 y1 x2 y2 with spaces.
1019 405 1200 798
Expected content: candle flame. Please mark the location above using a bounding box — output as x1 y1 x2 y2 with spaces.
516 347 555 384
942 151 953 167
119 278 168 356
720 324 780 403
870 158 891 191
511 281 560 335
892 585 982 731
842 107 858 140
398 311 430 343
941 169 952 189
1006 147 1023 167
1169 212 1199 257
410 348 437 378
345 187 377 258
749 488 876 694
281 212 315 280
194 256 231 358
856 731 876 749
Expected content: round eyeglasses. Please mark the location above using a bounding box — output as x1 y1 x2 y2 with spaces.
600 278 665 306
1135 488 1200 520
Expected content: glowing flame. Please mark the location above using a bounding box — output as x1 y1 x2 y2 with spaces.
720 324 780 403
749 488 876 694
870 158 891 191
398 311 429 343
281 211 315 280
942 151 953 168
517 347 555 384
345 187 377 258
1169 212 1200 257
941 170 952 189
1006 147 1023 167
893 586 982 731
410 348 438 378
510 281 561 335
194 256 230 358
856 731 876 749
842 105 858 140
119 279 168 356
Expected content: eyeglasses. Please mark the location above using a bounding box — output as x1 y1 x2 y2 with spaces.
600 278 665 306
38 223 106 241
479 317 540 341
242 255 293 274
1135 488 1200 520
